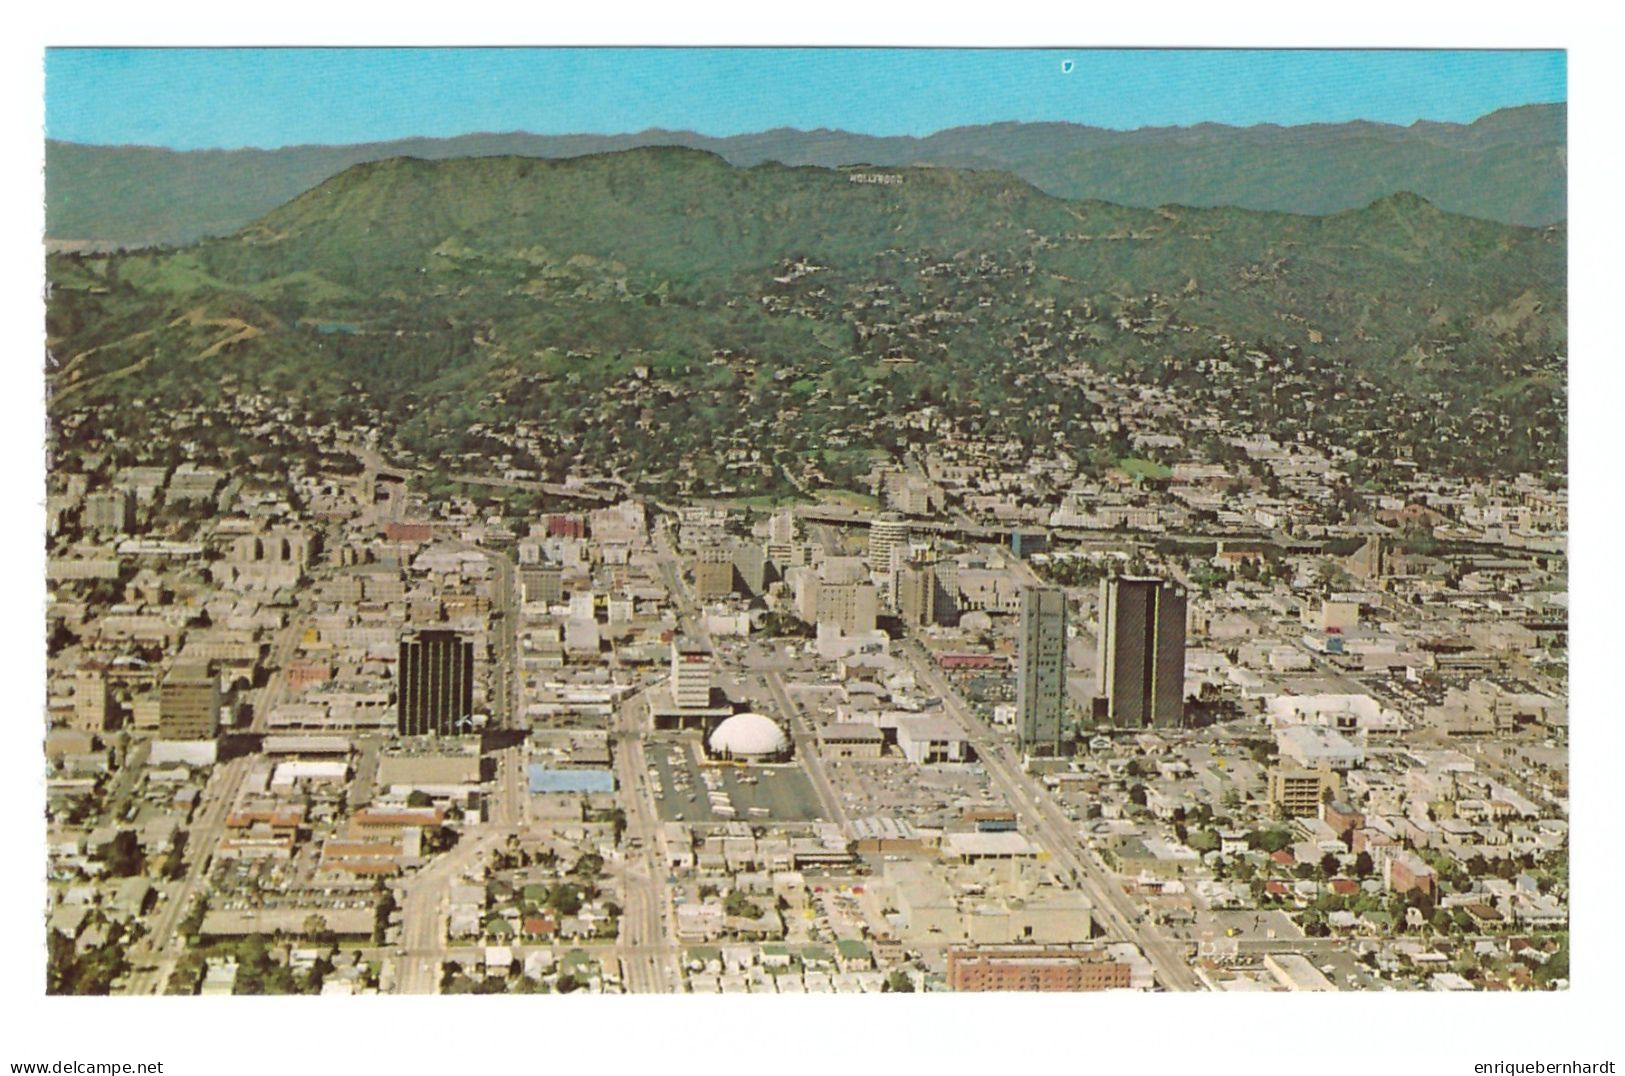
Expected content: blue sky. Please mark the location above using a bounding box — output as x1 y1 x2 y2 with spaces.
45 48 1566 149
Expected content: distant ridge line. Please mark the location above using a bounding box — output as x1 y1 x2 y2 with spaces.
45 103 1566 246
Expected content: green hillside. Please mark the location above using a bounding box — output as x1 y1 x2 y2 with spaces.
46 149 1566 496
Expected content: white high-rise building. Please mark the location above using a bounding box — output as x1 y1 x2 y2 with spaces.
671 637 714 710
868 515 910 576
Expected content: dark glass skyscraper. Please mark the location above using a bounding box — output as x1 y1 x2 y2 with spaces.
1096 576 1186 729
397 629 475 735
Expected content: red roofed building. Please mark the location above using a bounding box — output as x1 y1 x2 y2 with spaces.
1351 827 1397 856
946 945 1135 992
1387 851 1439 901
1322 801 1365 842
286 660 332 693
384 521 435 543
547 515 586 539
225 804 305 834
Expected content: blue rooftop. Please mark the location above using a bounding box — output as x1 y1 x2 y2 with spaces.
528 766 615 795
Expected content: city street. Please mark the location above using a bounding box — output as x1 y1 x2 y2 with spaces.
394 829 509 995
901 638 1203 991
762 669 848 827
610 683 681 992
125 610 309 994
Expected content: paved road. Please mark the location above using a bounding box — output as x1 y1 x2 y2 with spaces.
482 744 523 828
239 614 308 736
658 507 1194 989
762 669 847 828
124 753 251 995
394 829 509 995
486 545 520 729
448 472 621 504
100 737 152 823
652 522 694 620
348 737 381 810
390 530 533 989
1236 936 1348 955
355 447 622 507
902 639 1203 992
124 612 308 994
612 688 680 993
447 540 519 730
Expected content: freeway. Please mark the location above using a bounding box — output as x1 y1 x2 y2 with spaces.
353 444 623 507
445 473 621 504
900 638 1203 992
793 502 1330 557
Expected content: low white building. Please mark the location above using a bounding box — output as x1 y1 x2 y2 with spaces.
896 717 972 765
1267 692 1403 734
1276 725 1365 771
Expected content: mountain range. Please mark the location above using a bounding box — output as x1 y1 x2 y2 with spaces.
44 103 1565 248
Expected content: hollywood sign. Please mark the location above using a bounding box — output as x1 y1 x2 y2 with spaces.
848 173 904 185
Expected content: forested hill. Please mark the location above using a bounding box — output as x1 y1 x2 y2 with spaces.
45 103 1566 247
46 148 1566 494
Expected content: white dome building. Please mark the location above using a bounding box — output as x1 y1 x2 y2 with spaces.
708 712 790 759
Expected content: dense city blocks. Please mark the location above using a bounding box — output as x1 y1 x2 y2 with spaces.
41 51 1568 1000
42 435 1569 994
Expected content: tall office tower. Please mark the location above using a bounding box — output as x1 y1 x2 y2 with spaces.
868 514 911 576
670 636 714 709
932 560 961 625
1017 587 1069 752
1096 576 1187 729
159 662 221 740
692 546 737 600
397 629 475 735
896 563 939 628
816 580 879 636
732 544 769 596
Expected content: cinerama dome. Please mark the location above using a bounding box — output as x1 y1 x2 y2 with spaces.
708 712 789 757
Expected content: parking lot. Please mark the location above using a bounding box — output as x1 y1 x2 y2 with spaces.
646 736 826 823
823 756 1009 828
